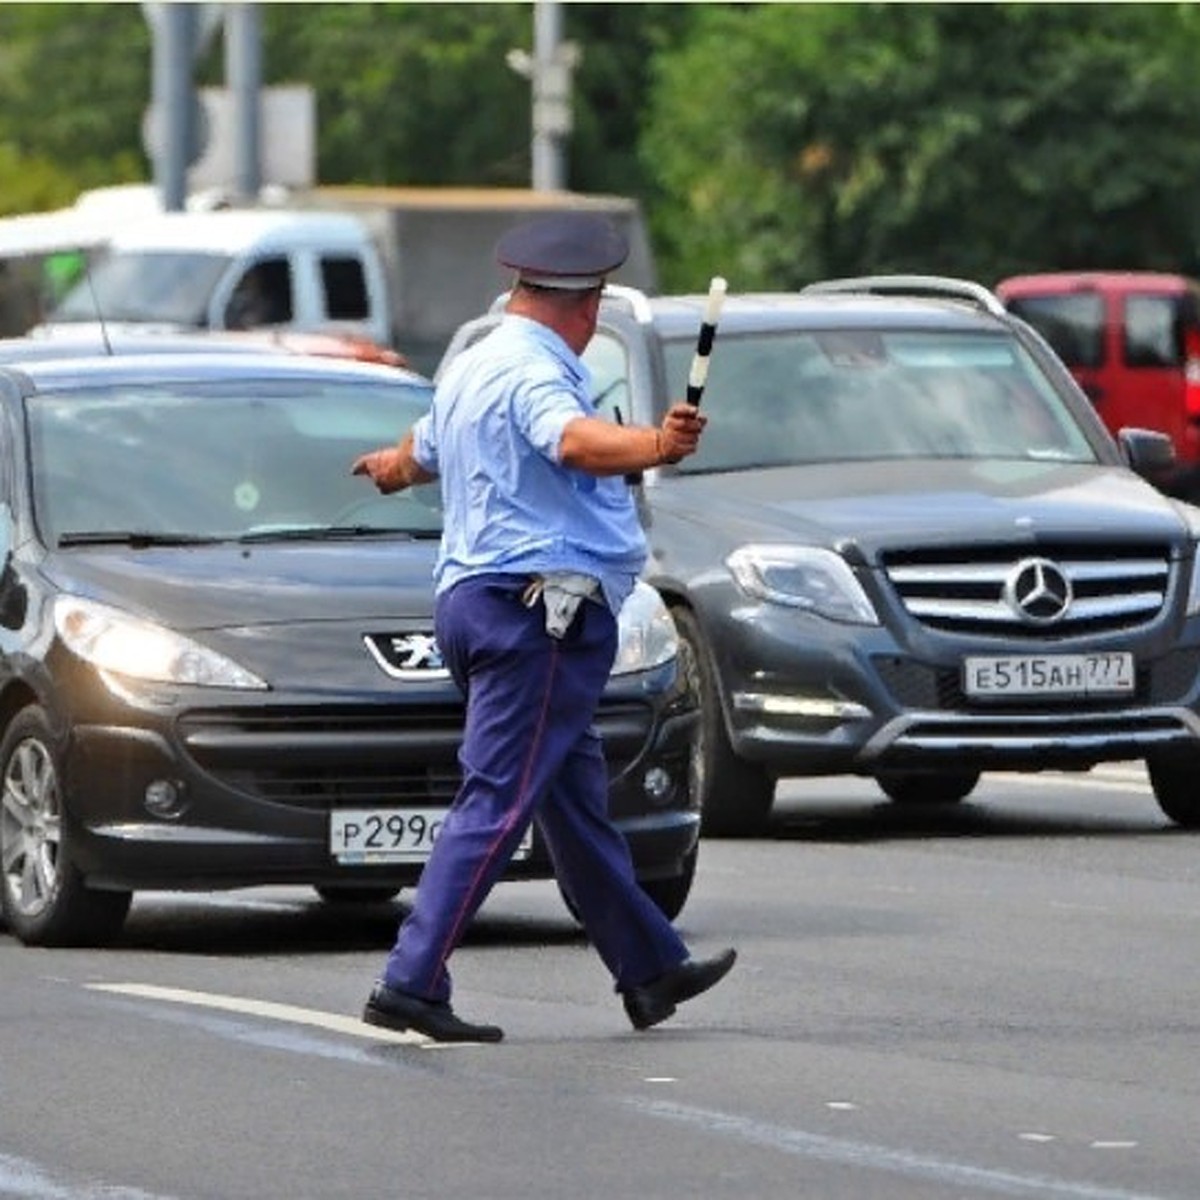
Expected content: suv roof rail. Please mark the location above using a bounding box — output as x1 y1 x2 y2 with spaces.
802 274 1006 317
601 283 655 325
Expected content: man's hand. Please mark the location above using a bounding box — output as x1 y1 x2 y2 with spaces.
658 402 708 464
350 430 436 493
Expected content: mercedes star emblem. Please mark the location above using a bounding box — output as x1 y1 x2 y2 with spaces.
1003 557 1073 625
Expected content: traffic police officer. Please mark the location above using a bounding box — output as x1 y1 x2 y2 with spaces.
351 211 735 1042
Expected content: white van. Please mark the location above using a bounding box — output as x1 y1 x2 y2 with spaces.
32 209 392 347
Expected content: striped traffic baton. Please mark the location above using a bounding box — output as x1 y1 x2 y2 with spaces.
685 275 727 407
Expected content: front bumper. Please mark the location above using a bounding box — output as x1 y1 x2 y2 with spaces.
61 672 699 892
706 594 1200 776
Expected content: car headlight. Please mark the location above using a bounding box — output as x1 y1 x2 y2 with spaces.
54 596 268 689
726 544 880 625
612 581 678 675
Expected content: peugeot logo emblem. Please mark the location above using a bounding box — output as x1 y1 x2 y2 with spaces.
1003 557 1073 625
363 632 449 679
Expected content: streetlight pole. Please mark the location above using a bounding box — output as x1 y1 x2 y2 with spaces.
225 2 263 203
149 2 200 211
507 0 579 191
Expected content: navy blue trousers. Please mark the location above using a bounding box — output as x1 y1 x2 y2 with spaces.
382 573 688 1002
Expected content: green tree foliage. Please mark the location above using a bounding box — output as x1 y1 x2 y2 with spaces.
0 4 151 212
641 2 1200 290
262 3 532 185
260 2 690 193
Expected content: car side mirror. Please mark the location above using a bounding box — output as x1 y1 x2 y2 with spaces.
1117 427 1176 477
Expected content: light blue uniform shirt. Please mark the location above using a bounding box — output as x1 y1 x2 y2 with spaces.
410 313 646 613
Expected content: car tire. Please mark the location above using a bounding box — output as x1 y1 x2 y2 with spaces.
313 885 400 905
1147 756 1200 828
556 845 699 925
0 705 132 946
670 606 774 838
636 845 698 922
875 769 980 805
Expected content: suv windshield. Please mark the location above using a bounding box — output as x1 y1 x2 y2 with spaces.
50 251 233 325
657 329 1097 474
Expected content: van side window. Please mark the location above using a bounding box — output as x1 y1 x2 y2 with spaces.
1005 294 1104 368
321 255 369 321
1124 294 1183 368
226 258 293 329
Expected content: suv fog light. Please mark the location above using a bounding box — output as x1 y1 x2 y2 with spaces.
144 779 188 818
642 766 673 804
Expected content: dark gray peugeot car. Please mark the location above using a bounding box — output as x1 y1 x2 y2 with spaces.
442 276 1200 836
0 353 698 945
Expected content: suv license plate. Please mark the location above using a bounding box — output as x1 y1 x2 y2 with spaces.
964 652 1135 698
330 808 533 864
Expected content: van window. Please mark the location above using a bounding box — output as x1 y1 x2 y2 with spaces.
1005 293 1104 368
227 258 293 329
321 255 369 321
1124 294 1184 368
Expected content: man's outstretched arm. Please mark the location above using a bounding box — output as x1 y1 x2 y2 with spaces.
351 428 438 493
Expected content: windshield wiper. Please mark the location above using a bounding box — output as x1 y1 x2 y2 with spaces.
235 525 440 544
58 531 227 548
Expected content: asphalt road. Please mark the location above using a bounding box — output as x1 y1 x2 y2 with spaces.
2 765 1198 1200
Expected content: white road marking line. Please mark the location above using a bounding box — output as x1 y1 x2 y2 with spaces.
1020 1133 1058 1143
627 1099 1174 1200
827 1101 859 1110
86 982 446 1048
0 1150 178 1199
1091 1142 1139 1150
643 1076 677 1084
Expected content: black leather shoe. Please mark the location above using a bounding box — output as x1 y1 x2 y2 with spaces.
622 948 737 1031
362 981 504 1043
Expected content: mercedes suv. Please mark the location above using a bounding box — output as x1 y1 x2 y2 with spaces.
440 275 1200 836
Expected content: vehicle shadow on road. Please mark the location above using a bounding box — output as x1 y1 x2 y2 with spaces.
113 894 587 957
765 793 1182 844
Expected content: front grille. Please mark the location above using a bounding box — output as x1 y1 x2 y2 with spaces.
178 704 467 810
179 705 465 739
175 700 658 811
217 762 463 810
883 542 1173 638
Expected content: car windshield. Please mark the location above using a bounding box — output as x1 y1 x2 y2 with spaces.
49 251 232 325
26 376 441 545
658 329 1098 474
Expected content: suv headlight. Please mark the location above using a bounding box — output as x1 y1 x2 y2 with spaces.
727 544 879 625
612 581 677 675
54 596 268 689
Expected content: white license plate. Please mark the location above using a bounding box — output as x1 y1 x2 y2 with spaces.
963 652 1135 698
330 807 533 864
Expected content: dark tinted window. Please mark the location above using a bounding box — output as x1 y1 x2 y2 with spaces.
1123 294 1184 368
1005 293 1105 368
322 256 369 320
226 258 293 329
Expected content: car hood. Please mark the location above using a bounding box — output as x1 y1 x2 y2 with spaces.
653 459 1192 560
41 538 445 693
44 537 440 626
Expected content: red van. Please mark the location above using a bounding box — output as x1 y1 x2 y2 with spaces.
996 272 1200 473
